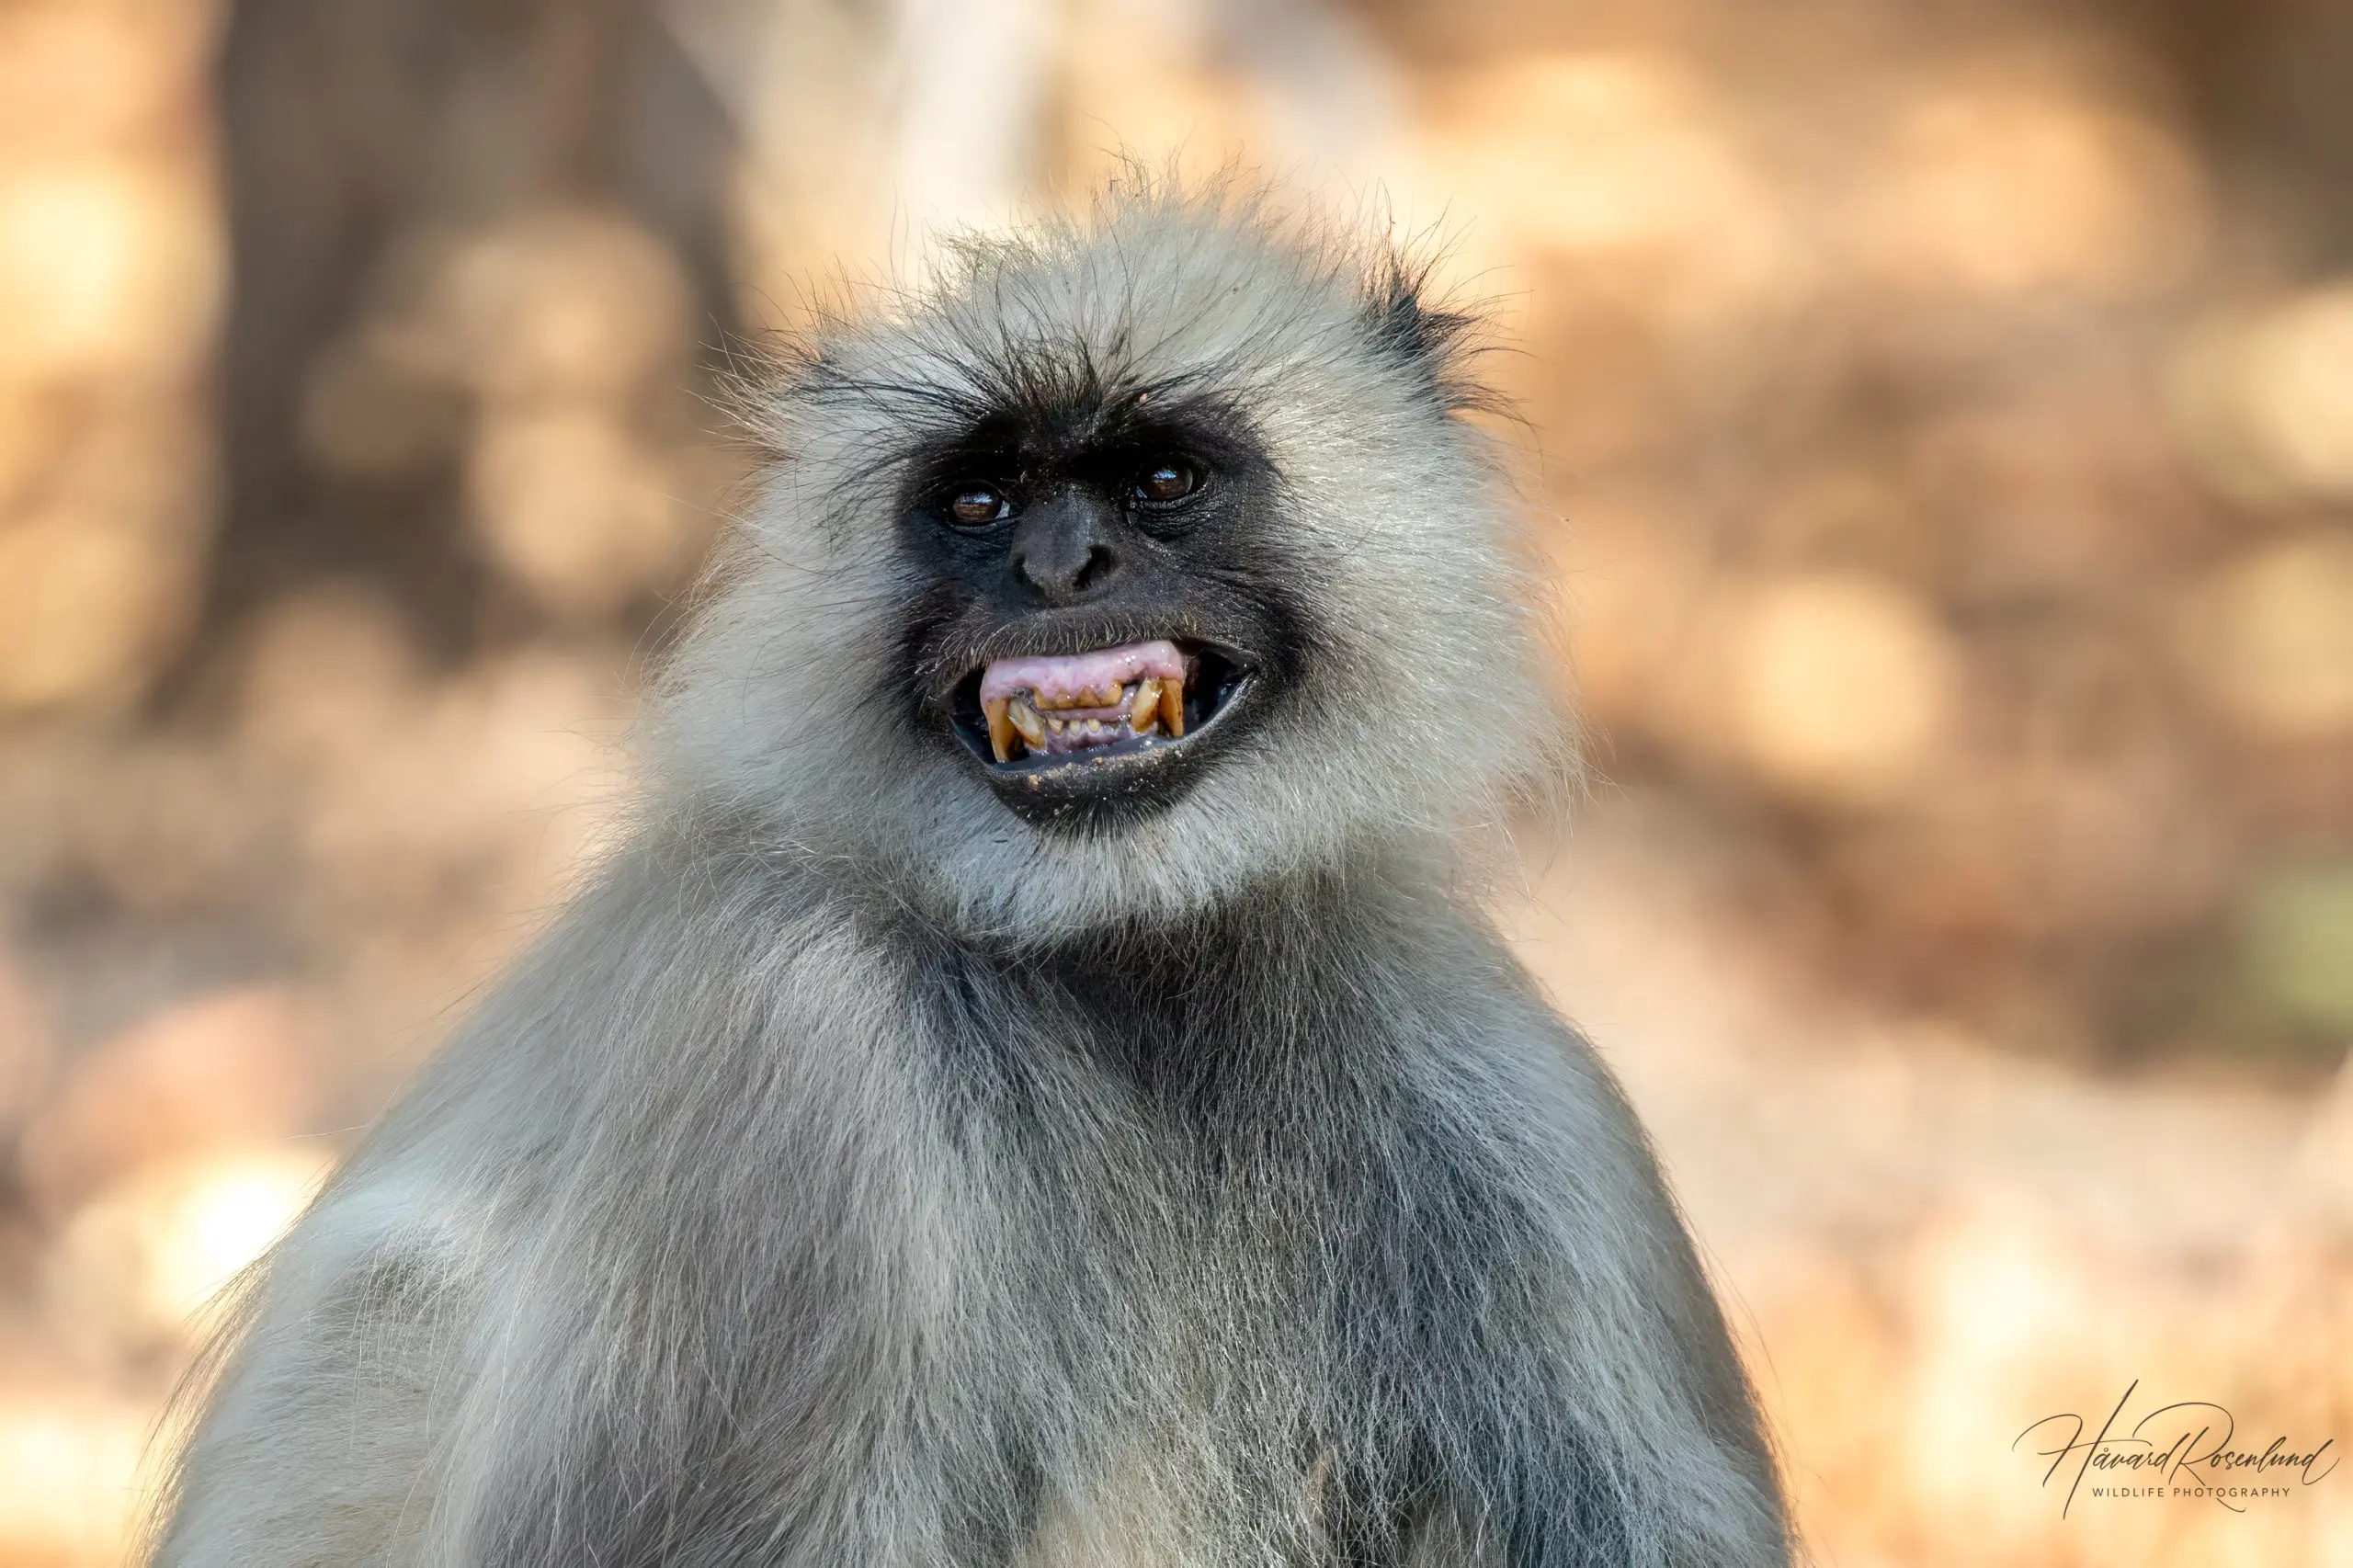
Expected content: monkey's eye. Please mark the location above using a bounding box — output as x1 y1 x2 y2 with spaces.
1130 460 1200 506
945 483 1012 528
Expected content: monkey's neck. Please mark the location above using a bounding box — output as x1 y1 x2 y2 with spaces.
903 850 1485 1110
973 842 1458 975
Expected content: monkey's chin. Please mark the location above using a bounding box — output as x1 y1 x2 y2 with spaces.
946 642 1256 827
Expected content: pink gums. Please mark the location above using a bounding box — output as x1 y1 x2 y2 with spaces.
979 639 1191 709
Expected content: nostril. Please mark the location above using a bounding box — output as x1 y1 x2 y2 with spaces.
1071 545 1117 594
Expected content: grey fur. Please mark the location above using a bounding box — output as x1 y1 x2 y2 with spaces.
148 183 1790 1567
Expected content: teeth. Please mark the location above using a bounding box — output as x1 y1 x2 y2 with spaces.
1007 696 1045 749
981 657 1198 756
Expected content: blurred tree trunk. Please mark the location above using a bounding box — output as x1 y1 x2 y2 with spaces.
2105 0 2353 263
192 0 740 676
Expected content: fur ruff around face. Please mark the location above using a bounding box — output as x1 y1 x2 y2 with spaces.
655 184 1572 940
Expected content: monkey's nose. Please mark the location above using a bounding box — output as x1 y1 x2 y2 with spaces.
1019 543 1118 602
1010 496 1122 604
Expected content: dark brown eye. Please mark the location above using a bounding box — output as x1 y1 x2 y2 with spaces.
1132 460 1199 505
947 484 1008 527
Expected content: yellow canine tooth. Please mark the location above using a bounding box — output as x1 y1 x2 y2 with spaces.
1160 672 1185 737
1007 695 1045 749
1130 676 1161 733
983 697 1016 763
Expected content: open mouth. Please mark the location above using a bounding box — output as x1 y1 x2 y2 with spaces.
950 637 1252 777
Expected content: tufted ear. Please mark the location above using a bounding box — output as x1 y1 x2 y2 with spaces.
1359 256 1487 414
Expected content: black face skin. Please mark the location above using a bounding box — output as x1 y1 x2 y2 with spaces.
892 380 1314 831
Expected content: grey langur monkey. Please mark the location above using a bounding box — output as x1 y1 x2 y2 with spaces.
150 183 1791 1567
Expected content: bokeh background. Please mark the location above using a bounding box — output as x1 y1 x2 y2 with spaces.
2 0 2351 1562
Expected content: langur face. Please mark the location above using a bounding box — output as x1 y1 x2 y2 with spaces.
896 391 1313 829
664 202 1560 934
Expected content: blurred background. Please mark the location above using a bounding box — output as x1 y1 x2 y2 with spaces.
1 0 2350 1562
